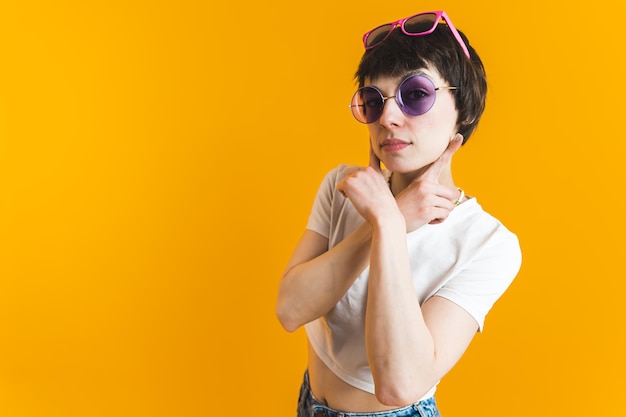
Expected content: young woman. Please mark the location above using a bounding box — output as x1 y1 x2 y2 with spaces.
276 10 521 417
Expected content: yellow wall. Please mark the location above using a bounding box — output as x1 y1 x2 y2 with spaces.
1 1 625 415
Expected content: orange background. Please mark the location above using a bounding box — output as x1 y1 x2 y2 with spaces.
1 0 625 416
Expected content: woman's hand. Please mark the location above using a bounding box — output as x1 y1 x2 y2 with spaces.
396 134 463 232
337 146 402 228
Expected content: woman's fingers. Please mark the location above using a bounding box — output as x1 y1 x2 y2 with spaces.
421 133 463 183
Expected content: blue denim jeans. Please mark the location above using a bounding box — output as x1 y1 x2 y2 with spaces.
297 371 441 417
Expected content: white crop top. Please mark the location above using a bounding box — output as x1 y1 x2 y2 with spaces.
304 165 522 398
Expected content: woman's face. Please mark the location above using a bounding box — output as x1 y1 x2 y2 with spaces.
366 66 459 175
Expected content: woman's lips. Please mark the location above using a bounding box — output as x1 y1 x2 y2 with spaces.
380 139 411 152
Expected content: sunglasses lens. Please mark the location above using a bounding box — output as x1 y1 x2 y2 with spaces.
364 23 394 49
403 12 438 35
350 76 439 124
351 87 383 124
397 75 436 116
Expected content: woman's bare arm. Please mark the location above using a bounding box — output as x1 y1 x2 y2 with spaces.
276 223 372 332
342 137 477 405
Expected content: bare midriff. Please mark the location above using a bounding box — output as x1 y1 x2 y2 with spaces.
307 342 400 413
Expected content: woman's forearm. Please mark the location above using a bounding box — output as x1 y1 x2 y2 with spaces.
365 218 437 406
276 222 373 332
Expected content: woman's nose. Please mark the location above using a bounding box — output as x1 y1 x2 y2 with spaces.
378 96 404 127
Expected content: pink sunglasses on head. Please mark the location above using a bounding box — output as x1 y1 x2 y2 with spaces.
362 10 471 59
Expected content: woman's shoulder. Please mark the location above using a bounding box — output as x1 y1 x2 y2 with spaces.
459 199 521 253
317 164 359 189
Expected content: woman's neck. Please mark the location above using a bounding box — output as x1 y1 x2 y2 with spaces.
389 168 455 197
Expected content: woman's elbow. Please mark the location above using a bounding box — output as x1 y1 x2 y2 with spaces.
375 380 432 407
375 389 418 408
275 302 301 333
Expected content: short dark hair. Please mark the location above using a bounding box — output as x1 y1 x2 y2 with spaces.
355 25 487 143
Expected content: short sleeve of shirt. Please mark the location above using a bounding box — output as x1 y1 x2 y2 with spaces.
434 225 522 331
305 167 338 239
307 165 368 243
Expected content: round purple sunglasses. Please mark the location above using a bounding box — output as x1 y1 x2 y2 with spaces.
349 74 457 124
363 10 471 59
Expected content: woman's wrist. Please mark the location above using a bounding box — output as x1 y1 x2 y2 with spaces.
370 209 407 235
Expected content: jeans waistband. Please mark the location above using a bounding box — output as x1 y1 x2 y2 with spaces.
297 371 440 417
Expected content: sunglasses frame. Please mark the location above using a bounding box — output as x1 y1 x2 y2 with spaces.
362 10 471 59
349 74 457 124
